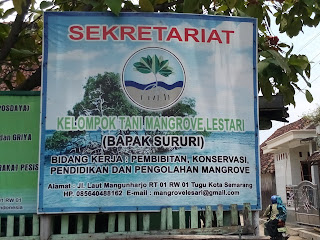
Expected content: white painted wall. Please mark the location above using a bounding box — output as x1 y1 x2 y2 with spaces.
274 151 290 204
274 145 310 204
289 146 309 185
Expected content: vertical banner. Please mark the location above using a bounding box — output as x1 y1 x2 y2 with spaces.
0 92 40 214
39 12 259 213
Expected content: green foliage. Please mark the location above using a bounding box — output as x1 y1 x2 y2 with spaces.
13 0 26 14
45 131 84 151
68 72 141 117
1 0 320 107
40 1 54 10
304 106 320 124
68 71 196 119
183 0 200 14
275 0 320 38
140 0 154 12
258 48 312 105
104 0 122 16
133 55 173 77
162 98 197 117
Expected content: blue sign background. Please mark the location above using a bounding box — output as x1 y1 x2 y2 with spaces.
39 12 260 213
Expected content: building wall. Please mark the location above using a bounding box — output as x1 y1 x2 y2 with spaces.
274 146 309 205
274 151 290 204
290 146 310 184
260 173 276 215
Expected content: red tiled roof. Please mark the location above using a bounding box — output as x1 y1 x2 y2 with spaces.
260 118 316 174
260 148 275 174
307 151 320 162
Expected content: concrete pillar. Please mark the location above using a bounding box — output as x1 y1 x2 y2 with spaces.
253 211 260 236
40 215 52 240
312 165 319 185
316 125 320 149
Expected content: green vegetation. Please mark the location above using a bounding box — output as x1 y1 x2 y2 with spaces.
1 0 319 106
304 106 320 125
45 72 197 152
68 72 140 117
134 55 173 90
45 131 84 152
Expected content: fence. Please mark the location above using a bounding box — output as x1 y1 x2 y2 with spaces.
294 180 320 226
0 204 265 240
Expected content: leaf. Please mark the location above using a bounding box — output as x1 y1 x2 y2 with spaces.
217 4 228 12
282 2 293 12
292 66 311 87
10 48 36 58
226 0 237 9
279 14 289 33
201 0 211 10
133 62 152 74
105 0 122 16
152 55 160 74
259 50 272 59
285 45 294 58
155 0 168 4
133 54 173 77
286 18 303 38
278 85 295 106
306 90 313 103
158 67 173 77
258 61 270 75
245 3 263 23
278 43 290 48
159 59 169 70
139 0 154 12
158 56 173 77
12 0 26 14
40 1 54 9
303 0 314 7
16 71 26 84
123 1 137 11
2 8 15 19
4 80 14 90
183 0 199 13
141 56 152 69
133 56 153 74
288 55 309 70
305 63 311 78
267 50 291 74
259 77 273 100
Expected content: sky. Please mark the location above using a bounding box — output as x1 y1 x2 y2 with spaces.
44 13 256 130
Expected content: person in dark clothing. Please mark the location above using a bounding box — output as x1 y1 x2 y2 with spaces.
263 195 287 239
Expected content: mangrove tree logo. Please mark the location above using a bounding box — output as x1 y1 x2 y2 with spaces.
122 47 185 111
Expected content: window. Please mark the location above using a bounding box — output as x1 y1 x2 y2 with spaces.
301 162 312 182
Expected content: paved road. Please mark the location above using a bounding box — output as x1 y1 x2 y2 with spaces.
259 223 307 240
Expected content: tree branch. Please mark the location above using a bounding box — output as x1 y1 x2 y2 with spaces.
0 0 31 62
13 67 41 91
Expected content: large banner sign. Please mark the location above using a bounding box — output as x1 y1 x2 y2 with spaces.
0 92 40 214
39 12 259 213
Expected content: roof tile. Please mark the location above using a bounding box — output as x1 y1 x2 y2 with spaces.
260 118 316 174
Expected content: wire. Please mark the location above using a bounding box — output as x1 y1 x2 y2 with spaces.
297 31 320 54
295 74 320 96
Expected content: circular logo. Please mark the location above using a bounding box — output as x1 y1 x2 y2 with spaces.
122 47 185 111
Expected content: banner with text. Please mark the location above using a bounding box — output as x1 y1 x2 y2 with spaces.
39 12 260 213
0 93 40 214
